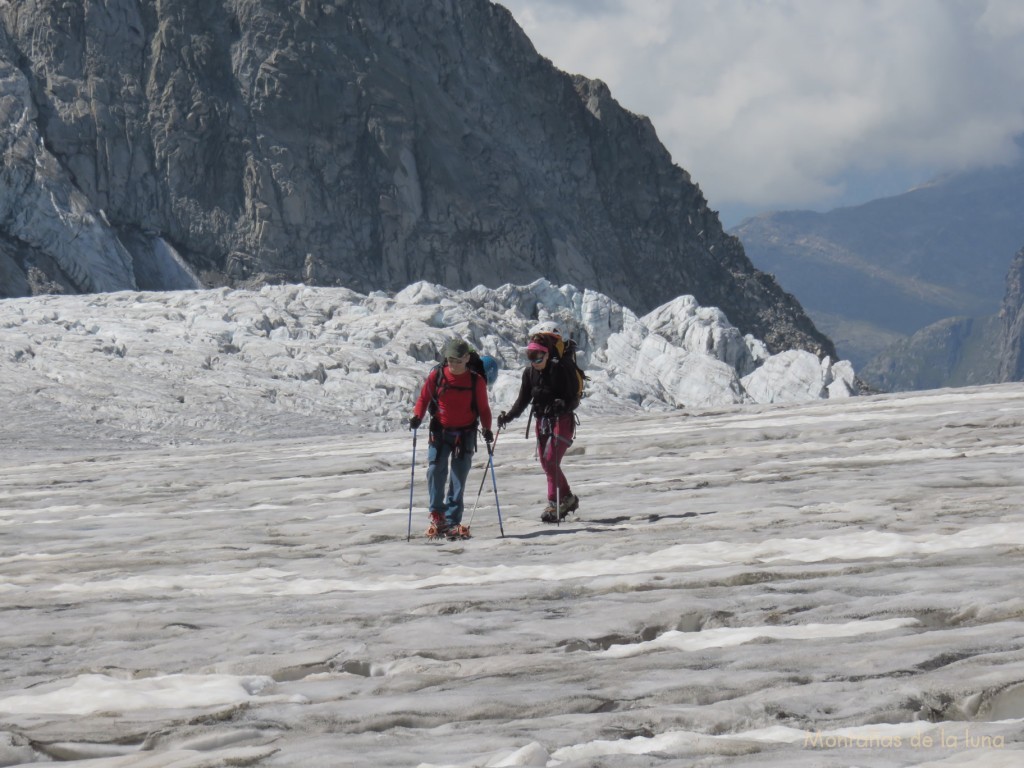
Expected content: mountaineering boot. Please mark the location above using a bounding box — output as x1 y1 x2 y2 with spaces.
558 493 579 520
540 503 558 523
446 524 472 540
426 511 447 539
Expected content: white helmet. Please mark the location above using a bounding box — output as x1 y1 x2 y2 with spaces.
529 320 561 337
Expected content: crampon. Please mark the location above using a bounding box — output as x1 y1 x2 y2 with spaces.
425 511 447 539
446 524 472 540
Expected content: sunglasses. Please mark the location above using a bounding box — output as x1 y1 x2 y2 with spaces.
447 355 469 364
528 354 547 363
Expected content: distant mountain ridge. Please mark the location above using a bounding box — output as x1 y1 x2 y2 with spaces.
732 158 1024 370
0 0 832 359
858 315 1002 392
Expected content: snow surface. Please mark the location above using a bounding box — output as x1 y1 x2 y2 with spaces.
2 286 1024 767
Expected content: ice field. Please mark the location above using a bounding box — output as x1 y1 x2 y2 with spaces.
3 382 1024 767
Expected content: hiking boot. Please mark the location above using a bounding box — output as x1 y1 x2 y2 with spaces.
557 493 579 520
426 511 447 539
540 503 558 523
446 524 472 540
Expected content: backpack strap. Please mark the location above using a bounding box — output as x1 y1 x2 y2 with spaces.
427 364 445 418
427 363 480 421
467 369 479 418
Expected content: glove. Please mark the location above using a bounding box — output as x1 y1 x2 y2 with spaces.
552 398 566 413
496 411 510 429
482 429 494 445
409 414 422 430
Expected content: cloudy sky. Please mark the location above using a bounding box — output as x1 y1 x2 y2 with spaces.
498 0 1024 226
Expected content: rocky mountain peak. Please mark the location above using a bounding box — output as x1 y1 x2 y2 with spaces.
0 0 834 359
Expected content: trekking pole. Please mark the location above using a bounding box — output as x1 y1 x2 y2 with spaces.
468 427 501 528
407 427 418 541
555 476 560 528
487 441 505 537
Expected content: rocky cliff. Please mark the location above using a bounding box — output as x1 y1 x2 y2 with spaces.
0 0 833 357
997 246 1024 382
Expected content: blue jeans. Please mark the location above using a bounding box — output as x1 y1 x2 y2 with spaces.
427 428 476 525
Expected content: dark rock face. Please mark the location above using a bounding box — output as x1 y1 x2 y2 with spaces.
997 247 1024 382
0 0 834 357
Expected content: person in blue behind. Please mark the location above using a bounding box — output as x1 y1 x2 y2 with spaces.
480 354 499 388
497 327 580 522
409 338 493 539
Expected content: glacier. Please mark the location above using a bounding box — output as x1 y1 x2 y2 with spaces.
0 279 855 450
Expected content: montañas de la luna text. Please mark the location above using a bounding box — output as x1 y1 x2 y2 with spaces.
804 727 1005 751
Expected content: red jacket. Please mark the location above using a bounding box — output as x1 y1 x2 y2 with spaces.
414 366 492 431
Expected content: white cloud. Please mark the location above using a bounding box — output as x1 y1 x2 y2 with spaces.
499 0 1024 219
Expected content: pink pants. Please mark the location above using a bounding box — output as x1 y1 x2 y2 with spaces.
537 413 575 502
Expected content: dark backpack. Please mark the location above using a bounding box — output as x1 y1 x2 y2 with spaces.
465 350 487 382
534 334 587 410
